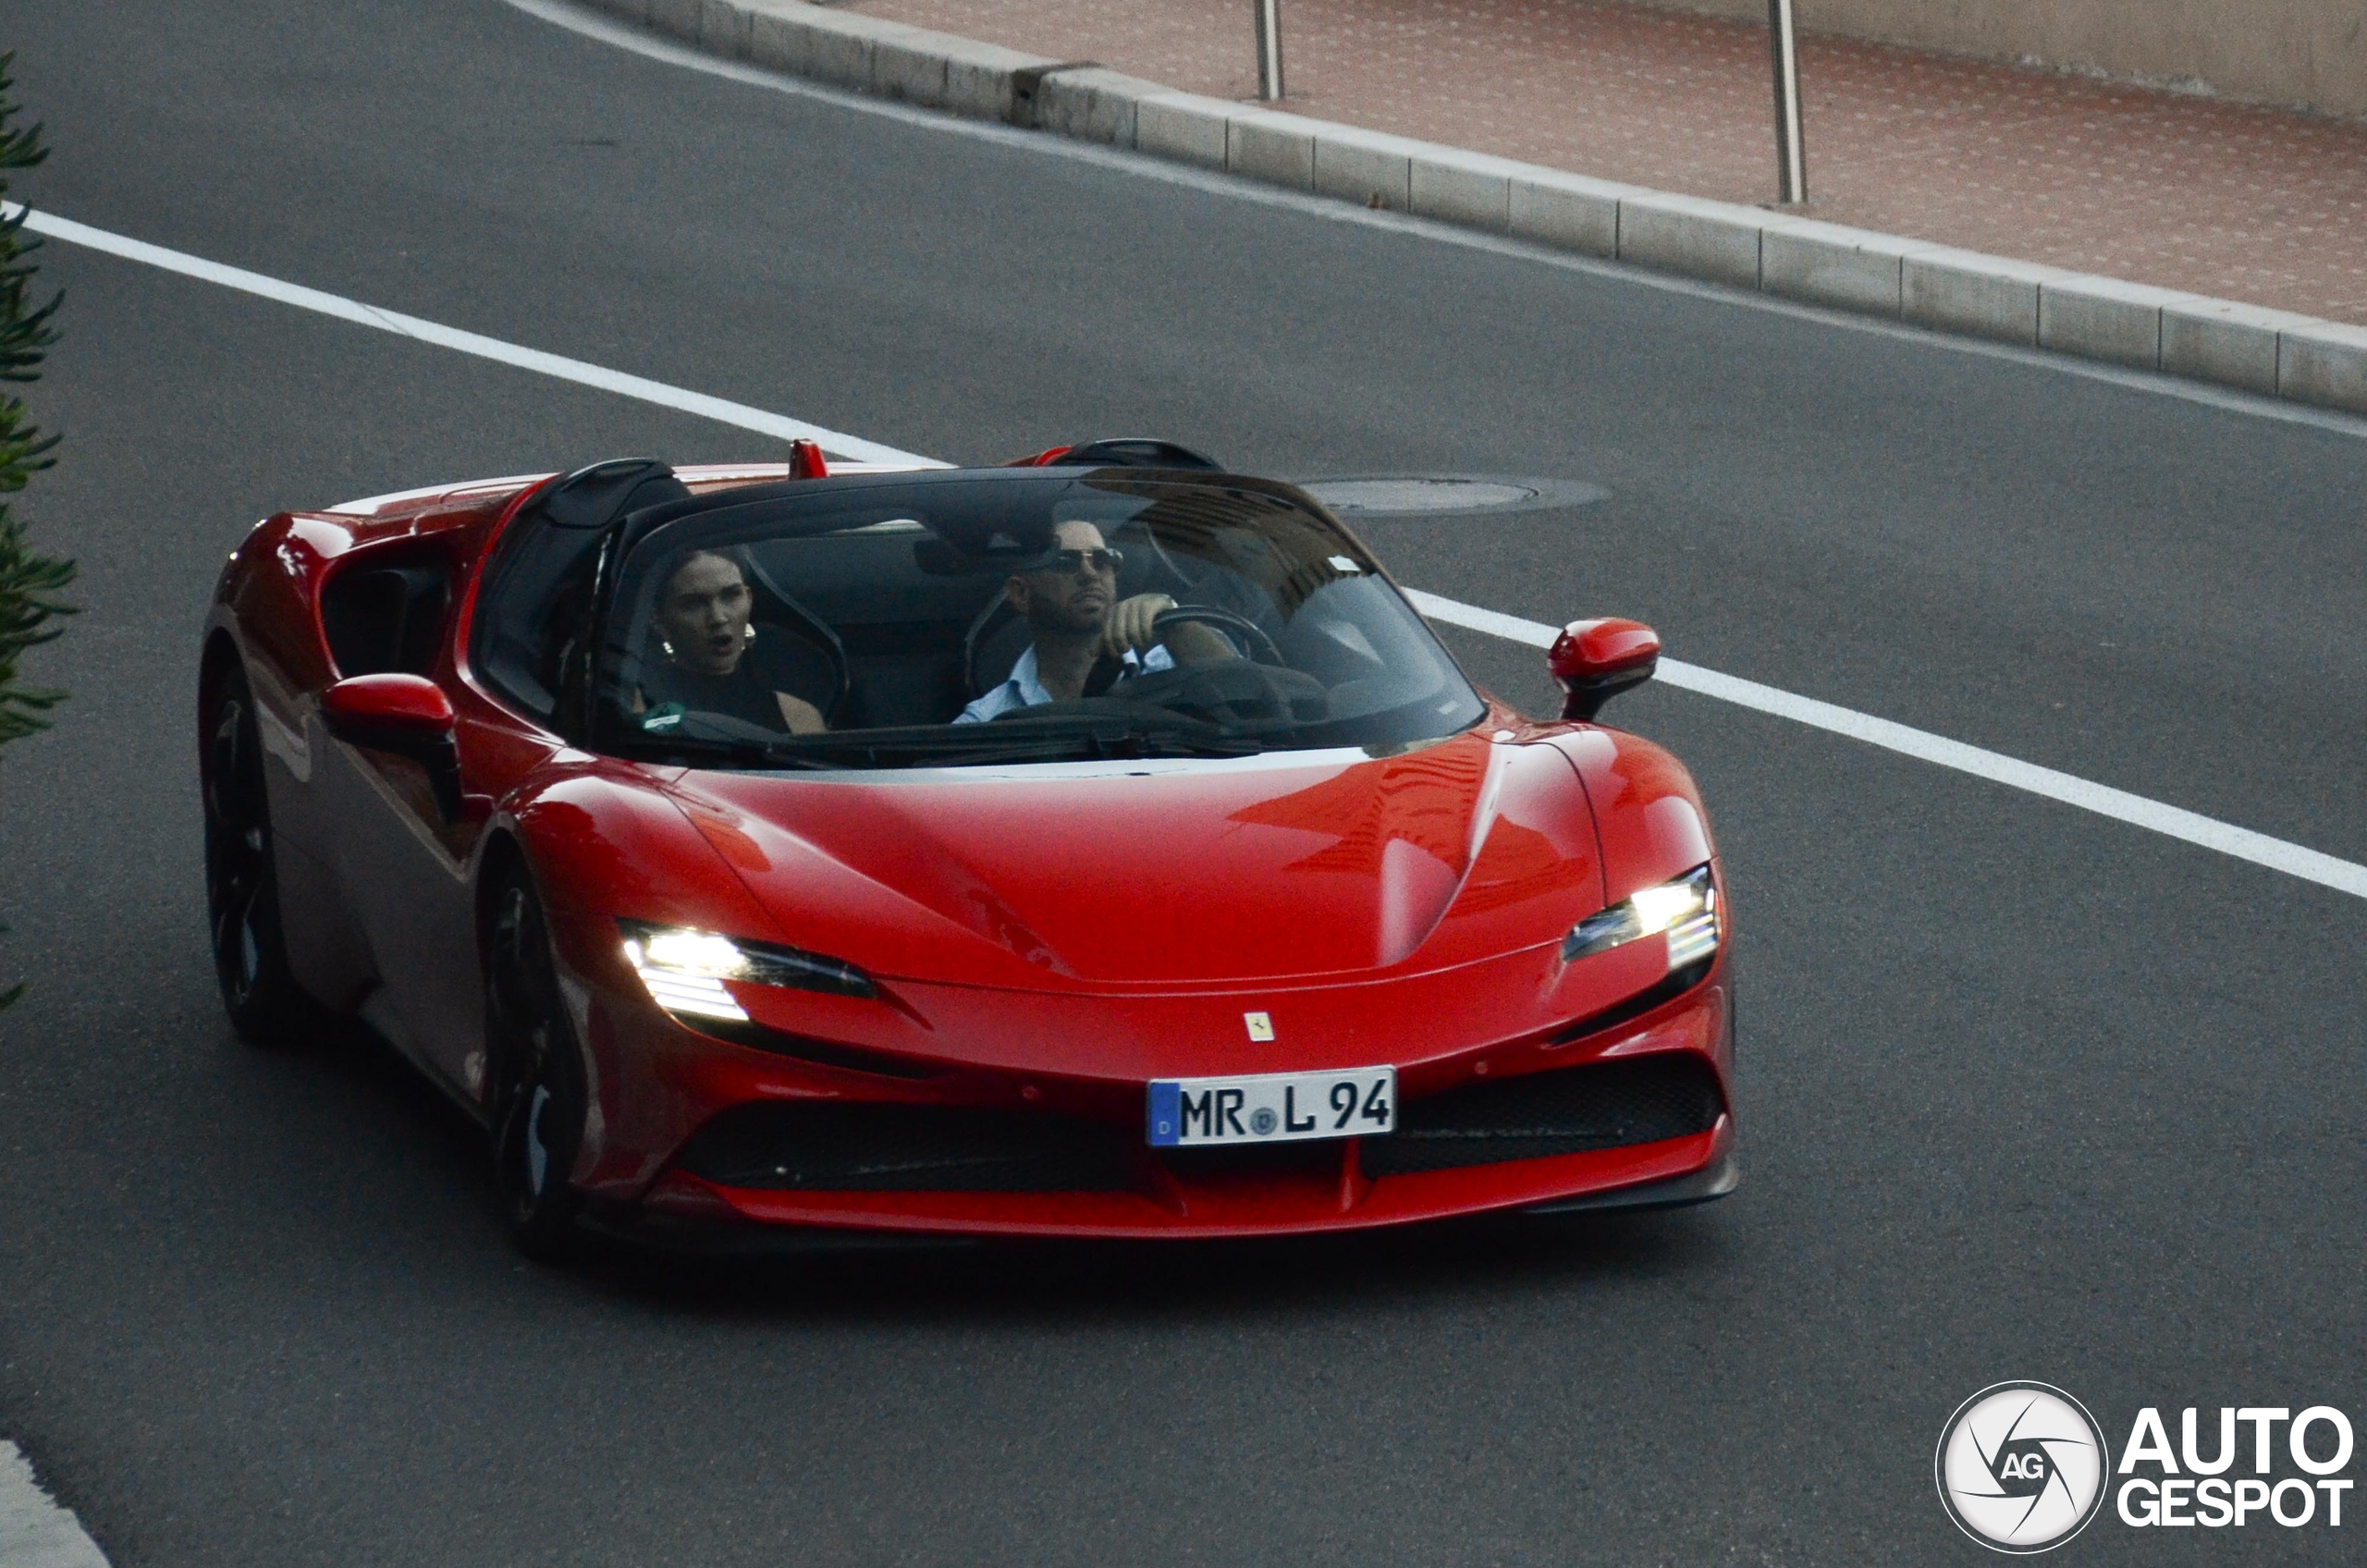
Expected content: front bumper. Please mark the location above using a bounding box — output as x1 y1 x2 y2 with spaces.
549 894 1736 1243
600 980 1733 1243
636 1117 1733 1241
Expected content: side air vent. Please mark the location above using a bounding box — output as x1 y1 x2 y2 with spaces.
322 559 448 679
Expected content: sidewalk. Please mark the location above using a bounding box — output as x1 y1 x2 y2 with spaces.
852 0 2367 325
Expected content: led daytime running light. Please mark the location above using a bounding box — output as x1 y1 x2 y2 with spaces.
619 920 875 1030
1564 864 1719 970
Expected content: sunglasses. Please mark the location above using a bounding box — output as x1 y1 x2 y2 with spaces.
1031 546 1125 576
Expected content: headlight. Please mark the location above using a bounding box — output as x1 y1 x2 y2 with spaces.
1563 864 1718 969
619 920 874 1024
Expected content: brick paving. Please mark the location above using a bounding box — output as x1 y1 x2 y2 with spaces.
852 0 2367 323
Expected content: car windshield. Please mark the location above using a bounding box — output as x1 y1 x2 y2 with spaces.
591 471 1487 770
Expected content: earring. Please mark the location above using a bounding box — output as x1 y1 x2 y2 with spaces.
742 623 757 644
660 638 676 657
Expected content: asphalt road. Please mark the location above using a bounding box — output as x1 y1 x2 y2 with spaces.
2 2 2361 1563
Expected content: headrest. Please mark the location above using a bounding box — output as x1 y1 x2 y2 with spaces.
538 459 693 529
1060 439 1222 471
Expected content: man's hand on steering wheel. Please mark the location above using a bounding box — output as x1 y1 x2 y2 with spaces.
1098 594 1178 660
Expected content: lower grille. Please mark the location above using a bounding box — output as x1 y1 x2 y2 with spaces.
671 1100 1137 1193
1158 1139 1343 1182
1360 1053 1723 1177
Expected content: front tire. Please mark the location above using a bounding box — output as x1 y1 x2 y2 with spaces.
484 871 590 1261
202 666 323 1044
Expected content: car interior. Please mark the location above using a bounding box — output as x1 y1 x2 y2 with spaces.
467 451 1468 753
472 454 1226 731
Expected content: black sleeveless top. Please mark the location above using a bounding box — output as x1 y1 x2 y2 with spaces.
641 633 835 731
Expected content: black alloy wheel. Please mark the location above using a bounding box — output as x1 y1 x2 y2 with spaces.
485 870 590 1261
202 667 321 1043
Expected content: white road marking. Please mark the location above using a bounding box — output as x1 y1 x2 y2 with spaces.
0 1441 112 1567
1 206 935 469
1401 592 2367 900
21 206 2367 901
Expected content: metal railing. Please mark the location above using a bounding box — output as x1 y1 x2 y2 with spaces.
1254 0 1286 101
1768 0 1808 202
1246 0 1805 201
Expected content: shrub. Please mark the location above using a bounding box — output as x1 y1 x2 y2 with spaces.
0 51 69 1009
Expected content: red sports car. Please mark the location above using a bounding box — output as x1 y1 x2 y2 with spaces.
200 439 1734 1257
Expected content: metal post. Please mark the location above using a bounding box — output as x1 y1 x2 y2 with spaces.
1767 0 1808 203
1253 0 1285 102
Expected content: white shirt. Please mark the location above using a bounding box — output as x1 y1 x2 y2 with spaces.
955 643 1175 723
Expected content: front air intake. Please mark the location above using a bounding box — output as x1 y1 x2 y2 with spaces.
1360 1054 1723 1178
670 1100 1136 1193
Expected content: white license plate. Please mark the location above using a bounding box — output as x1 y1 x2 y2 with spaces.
1147 1066 1395 1147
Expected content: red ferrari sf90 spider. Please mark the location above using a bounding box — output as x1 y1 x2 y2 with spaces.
199 439 1733 1257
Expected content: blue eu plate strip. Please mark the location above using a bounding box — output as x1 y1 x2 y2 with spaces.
1147 1081 1182 1146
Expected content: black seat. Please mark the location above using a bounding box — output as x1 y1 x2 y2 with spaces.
840 619 977 729
734 552 852 726
962 595 1031 701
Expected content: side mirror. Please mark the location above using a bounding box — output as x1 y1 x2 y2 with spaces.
321 674 463 822
1548 618 1661 722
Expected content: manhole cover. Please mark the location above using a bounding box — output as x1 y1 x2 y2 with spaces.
1311 478 1537 512
1298 474 1609 517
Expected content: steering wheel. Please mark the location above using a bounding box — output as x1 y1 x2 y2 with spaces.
1104 658 1330 728
1151 605 1283 666
1076 604 1285 697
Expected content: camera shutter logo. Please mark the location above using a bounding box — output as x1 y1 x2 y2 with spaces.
1935 1383 2111 1552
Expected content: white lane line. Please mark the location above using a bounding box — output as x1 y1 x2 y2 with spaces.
0 1441 112 1567
23 204 2366 902
1404 591 2367 900
2 205 936 469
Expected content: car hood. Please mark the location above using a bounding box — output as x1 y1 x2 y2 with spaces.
669 729 1608 989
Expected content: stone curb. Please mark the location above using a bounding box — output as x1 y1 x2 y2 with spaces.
588 0 2367 415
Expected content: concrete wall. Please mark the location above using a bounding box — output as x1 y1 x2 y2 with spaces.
1649 0 2367 117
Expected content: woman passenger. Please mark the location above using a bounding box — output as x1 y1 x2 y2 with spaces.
641 550 829 734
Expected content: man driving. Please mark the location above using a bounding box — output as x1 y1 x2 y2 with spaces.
956 520 1234 723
